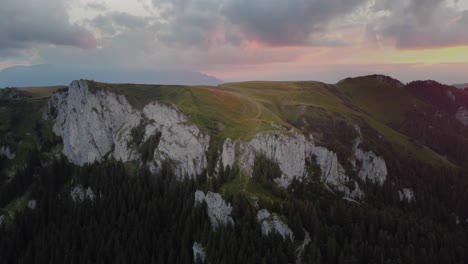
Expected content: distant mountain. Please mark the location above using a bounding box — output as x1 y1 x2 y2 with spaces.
0 64 223 87
453 83 468 89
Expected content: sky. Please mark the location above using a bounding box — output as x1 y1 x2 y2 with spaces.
1 0 468 84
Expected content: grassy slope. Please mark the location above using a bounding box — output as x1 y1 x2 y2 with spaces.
15 86 65 99
336 76 452 167
336 76 425 124
0 79 454 205
108 79 452 168
2 80 453 169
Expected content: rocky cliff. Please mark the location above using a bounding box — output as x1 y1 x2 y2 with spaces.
456 107 468 126
45 80 389 197
220 131 375 198
194 190 234 229
0 144 15 160
45 80 209 179
257 209 294 241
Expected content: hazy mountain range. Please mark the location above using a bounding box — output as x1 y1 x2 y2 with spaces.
0 64 223 87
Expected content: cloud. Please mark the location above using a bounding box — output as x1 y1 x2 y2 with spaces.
368 0 468 49
0 0 97 58
86 2 107 11
223 0 368 46
90 11 152 35
151 0 369 47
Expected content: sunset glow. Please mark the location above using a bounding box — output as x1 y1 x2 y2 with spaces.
1 0 468 84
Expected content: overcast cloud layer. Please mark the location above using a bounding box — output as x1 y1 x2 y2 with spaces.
0 0 467 83
0 0 96 58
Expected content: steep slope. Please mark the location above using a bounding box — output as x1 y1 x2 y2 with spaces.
397 81 468 166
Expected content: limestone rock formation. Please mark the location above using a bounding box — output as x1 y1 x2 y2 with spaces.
45 80 141 165
194 190 234 229
192 242 206 263
354 148 387 186
399 188 415 202
456 107 468 126
0 144 15 160
257 209 293 241
70 185 96 203
27 200 37 210
144 102 209 178
220 131 363 198
45 80 209 179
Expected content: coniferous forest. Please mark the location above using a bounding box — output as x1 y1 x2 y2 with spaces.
1 154 468 264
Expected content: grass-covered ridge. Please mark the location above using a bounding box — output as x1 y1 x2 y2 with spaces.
106 79 453 168
0 75 455 170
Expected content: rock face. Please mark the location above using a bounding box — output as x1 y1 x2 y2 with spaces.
0 144 15 160
221 131 363 198
45 80 209 179
354 148 387 186
0 215 4 226
257 209 293 241
311 145 359 196
399 188 415 202
27 200 37 210
144 102 209 178
195 190 234 229
456 107 468 126
192 242 206 263
45 81 141 165
70 185 96 203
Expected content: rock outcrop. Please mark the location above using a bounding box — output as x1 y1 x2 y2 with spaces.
144 102 209 178
70 185 96 203
257 209 294 241
351 125 387 186
27 200 37 210
398 188 415 202
354 148 387 186
456 107 468 126
45 81 141 165
45 80 209 179
193 242 206 263
0 144 15 160
221 131 362 198
0 215 4 226
194 190 234 229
